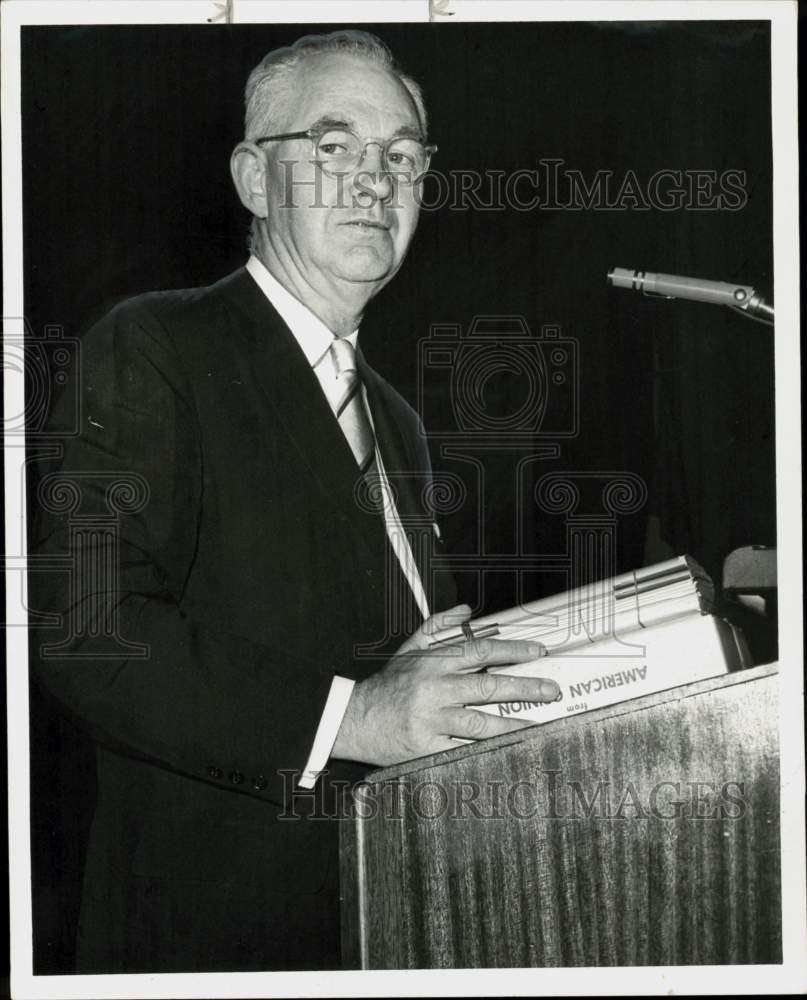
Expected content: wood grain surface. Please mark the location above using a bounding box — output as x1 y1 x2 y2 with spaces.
340 664 781 968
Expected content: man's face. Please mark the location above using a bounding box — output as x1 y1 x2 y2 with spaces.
261 52 424 299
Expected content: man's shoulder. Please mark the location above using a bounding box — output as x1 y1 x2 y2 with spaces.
82 268 265 376
98 268 251 336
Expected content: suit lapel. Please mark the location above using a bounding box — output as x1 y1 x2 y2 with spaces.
358 353 426 528
358 350 437 608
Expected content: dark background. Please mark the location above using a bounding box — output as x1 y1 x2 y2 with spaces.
19 21 774 972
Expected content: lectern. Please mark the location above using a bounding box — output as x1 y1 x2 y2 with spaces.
340 663 780 968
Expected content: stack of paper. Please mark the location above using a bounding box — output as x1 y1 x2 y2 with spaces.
428 556 750 727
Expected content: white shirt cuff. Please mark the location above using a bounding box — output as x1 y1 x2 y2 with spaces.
298 675 356 789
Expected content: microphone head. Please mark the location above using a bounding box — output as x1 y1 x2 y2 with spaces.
608 267 643 290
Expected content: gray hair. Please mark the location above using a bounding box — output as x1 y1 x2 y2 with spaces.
244 30 428 140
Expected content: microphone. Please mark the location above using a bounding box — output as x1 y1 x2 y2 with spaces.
608 267 774 324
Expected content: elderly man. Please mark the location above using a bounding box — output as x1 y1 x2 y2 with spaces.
30 30 557 973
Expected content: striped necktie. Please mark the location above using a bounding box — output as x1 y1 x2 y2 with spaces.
329 337 377 479
328 337 426 628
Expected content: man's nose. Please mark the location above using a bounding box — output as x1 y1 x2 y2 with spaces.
353 142 394 203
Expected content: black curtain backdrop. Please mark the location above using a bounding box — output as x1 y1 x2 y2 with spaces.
21 21 774 971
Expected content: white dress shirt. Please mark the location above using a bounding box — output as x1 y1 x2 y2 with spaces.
245 255 430 788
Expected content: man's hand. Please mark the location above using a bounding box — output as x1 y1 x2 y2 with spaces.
332 604 560 767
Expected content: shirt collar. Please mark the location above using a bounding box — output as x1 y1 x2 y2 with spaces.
246 255 359 366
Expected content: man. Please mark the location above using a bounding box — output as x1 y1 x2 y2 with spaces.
29 30 558 973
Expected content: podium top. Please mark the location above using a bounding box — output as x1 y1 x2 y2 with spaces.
362 662 779 784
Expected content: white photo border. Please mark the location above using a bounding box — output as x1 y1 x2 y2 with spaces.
3 1 803 997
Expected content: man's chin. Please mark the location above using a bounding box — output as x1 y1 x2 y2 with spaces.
334 247 397 284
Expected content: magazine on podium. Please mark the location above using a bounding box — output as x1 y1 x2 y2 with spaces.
427 556 752 727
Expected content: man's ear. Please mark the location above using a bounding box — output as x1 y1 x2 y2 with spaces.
230 142 269 219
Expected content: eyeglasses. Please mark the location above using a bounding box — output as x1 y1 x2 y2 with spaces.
255 126 437 182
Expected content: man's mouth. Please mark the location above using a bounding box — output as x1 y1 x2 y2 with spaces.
342 220 390 231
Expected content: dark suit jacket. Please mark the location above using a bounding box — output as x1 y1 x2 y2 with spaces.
28 267 455 972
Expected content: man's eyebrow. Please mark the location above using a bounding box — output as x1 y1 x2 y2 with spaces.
308 115 425 141
388 124 426 141
309 115 356 132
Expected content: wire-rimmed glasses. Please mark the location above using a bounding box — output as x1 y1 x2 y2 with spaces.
255 126 437 183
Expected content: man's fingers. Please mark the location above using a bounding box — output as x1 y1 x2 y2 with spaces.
442 707 541 742
395 603 472 654
451 637 547 671
427 603 473 635
455 671 561 705
429 735 465 756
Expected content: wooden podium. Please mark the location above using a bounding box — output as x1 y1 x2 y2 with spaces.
339 664 781 968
